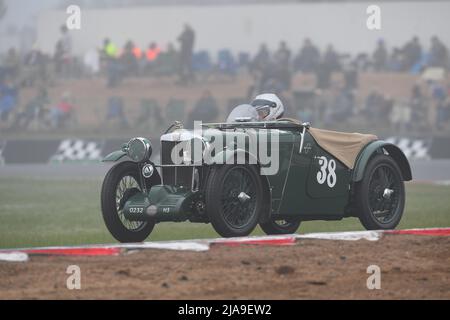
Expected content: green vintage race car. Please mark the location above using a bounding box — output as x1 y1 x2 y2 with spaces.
101 108 412 243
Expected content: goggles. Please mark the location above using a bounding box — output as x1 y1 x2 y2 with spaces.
251 99 277 120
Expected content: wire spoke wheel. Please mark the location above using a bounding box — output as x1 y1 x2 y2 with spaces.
368 164 401 224
356 154 406 230
205 165 264 238
101 161 158 243
115 175 146 232
221 167 257 229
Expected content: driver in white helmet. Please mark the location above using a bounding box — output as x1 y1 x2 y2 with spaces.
251 93 285 121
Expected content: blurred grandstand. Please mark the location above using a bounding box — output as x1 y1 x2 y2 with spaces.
0 0 449 139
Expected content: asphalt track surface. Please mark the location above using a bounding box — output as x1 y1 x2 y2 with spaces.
0 160 449 182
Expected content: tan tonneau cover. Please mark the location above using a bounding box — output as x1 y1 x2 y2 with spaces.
309 128 378 169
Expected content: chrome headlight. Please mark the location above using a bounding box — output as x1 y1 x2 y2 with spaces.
127 137 152 163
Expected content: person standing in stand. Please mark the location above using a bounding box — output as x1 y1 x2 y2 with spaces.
177 24 195 85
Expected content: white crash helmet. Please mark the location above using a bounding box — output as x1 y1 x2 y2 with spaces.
226 104 258 123
251 93 284 121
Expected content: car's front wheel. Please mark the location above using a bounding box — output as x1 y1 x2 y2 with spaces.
355 154 405 230
101 161 159 243
205 165 266 238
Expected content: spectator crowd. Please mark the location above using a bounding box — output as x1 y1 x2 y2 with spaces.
1 24 450 135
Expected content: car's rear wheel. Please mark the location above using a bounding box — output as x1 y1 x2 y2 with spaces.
205 165 265 238
101 161 159 243
355 154 405 230
260 218 301 235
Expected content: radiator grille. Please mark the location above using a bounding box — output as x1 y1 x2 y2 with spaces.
161 141 192 187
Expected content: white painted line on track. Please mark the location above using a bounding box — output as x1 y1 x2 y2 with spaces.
0 252 29 262
297 230 382 241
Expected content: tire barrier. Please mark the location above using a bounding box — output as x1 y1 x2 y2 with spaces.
428 136 450 159
0 138 160 164
0 137 447 164
50 139 103 163
2 140 61 164
385 137 431 160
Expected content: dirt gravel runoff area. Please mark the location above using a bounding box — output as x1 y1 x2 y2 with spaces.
0 234 449 300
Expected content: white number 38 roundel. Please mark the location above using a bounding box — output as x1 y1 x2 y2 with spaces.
316 156 337 188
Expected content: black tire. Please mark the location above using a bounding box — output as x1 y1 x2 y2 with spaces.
355 154 405 230
205 165 266 238
101 161 158 243
260 218 301 235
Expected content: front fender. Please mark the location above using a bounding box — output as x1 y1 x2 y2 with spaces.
102 150 128 162
352 140 412 182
